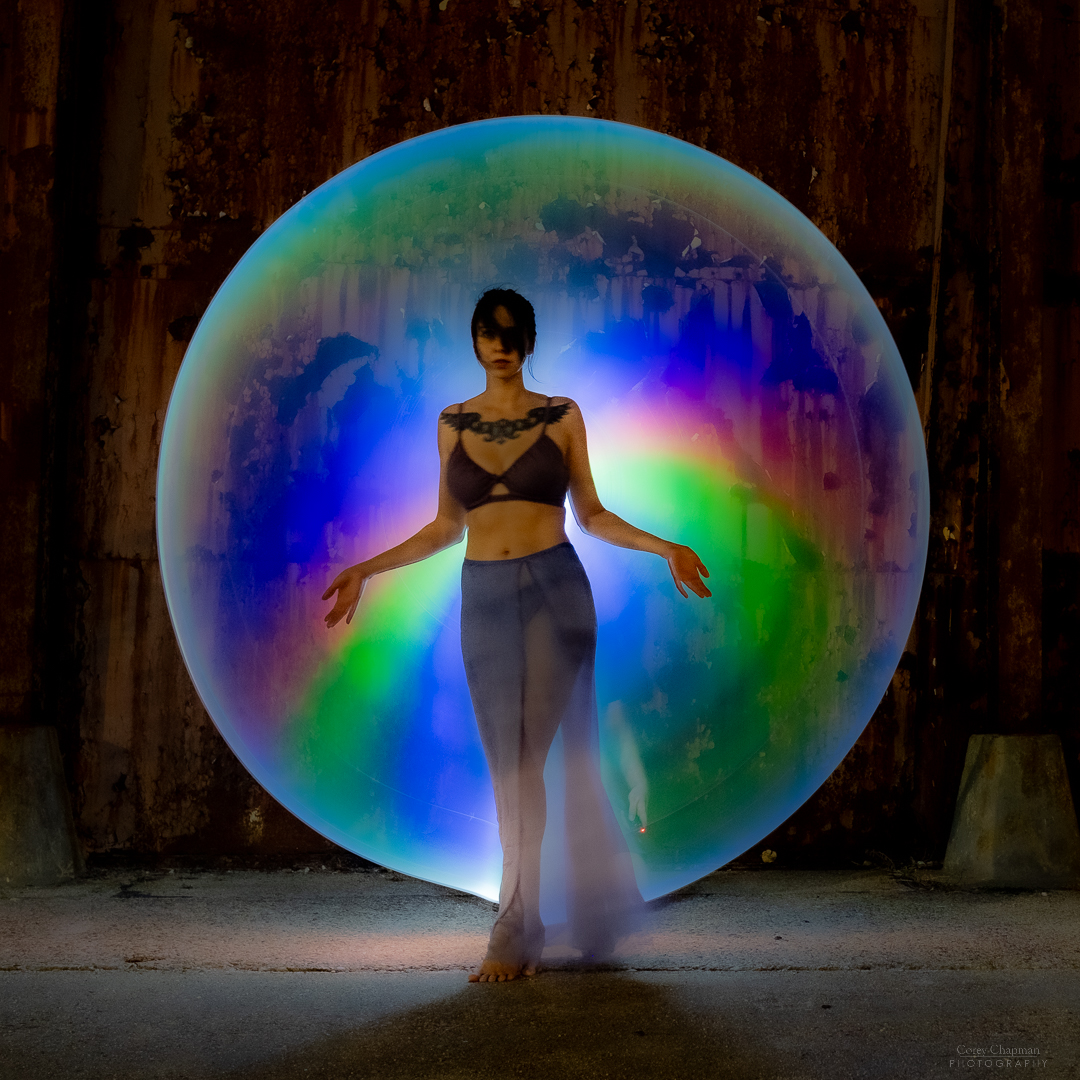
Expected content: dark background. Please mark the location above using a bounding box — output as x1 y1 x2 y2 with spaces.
2 0 1077 867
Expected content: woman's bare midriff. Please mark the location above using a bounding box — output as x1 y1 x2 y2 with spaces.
463 500 569 561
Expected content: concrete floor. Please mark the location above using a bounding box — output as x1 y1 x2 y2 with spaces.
0 866 1076 1078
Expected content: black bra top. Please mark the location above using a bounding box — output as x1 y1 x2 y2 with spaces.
446 398 570 511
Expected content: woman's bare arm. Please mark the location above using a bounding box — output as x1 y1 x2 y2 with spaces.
323 416 467 627
560 401 711 599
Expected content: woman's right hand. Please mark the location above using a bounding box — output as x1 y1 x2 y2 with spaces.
322 563 371 628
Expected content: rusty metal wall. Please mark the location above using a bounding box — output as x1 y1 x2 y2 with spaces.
0 0 63 724
3 0 1076 864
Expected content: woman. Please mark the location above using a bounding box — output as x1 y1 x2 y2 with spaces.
323 289 711 982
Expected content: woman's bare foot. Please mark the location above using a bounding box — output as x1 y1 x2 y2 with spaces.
468 960 538 983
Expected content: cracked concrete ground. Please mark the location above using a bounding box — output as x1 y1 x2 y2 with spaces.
1 867 1077 1078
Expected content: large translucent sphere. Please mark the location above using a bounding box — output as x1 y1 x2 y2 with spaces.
158 117 928 901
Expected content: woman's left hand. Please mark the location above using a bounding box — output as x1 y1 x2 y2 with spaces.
667 545 711 598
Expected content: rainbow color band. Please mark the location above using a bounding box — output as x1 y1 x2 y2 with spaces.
158 117 928 902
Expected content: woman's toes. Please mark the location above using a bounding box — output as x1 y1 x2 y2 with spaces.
470 961 530 983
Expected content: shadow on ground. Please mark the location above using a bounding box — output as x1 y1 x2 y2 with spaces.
226 971 764 1080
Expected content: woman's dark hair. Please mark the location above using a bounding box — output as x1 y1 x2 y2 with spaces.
471 288 536 358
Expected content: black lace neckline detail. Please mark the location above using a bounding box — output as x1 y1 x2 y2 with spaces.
441 402 571 444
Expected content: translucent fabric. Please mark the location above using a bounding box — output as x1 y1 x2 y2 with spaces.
461 543 643 965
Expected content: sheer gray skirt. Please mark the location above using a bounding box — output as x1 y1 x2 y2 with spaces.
461 542 643 969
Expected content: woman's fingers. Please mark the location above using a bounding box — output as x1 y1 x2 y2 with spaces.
323 569 350 599
345 576 368 624
669 548 712 599
323 587 340 626
323 570 368 627
681 574 707 597
670 567 689 597
345 591 361 625
691 577 712 598
323 569 361 628
668 557 689 597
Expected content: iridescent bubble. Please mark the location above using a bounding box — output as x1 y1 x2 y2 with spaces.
158 117 928 902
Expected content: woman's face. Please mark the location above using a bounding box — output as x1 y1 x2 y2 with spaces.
473 304 528 378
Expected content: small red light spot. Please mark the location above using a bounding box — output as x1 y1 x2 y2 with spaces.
639 827 646 833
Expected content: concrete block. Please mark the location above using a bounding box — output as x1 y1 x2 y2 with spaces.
0 726 83 886
943 734 1080 889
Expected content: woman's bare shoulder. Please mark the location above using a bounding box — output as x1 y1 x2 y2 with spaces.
439 401 479 428
541 395 580 412
538 397 584 445
545 396 583 423
440 398 479 411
